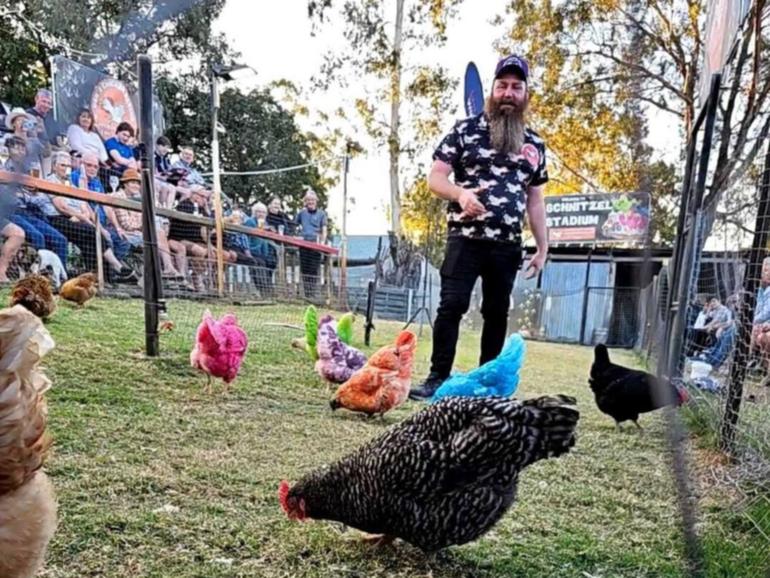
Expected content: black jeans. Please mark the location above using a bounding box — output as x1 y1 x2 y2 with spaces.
430 236 522 378
299 248 321 298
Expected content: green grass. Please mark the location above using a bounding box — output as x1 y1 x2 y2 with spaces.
23 297 768 577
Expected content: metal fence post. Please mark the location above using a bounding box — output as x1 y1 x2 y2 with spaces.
138 55 163 357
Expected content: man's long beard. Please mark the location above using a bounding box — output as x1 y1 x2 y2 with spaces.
485 96 527 156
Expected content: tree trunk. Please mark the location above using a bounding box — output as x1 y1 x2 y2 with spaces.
389 0 405 235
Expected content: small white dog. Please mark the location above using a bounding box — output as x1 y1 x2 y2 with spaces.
31 249 68 289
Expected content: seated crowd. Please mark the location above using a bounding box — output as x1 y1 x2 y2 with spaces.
0 88 315 294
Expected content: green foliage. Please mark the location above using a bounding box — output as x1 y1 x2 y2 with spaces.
306 0 462 233
401 173 447 267
0 0 229 104
156 75 327 212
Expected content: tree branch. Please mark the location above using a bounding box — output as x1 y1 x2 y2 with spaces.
584 48 690 102
549 147 601 193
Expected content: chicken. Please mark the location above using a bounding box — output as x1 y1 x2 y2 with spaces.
0 305 58 578
431 333 525 402
314 315 366 384
280 394 579 551
190 310 248 394
9 275 56 320
294 306 356 362
589 344 689 430
329 330 416 417
60 272 98 308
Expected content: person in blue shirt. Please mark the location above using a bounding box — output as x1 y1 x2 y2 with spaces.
3 136 68 266
244 202 277 296
294 190 327 299
752 258 770 374
105 122 138 176
73 152 132 264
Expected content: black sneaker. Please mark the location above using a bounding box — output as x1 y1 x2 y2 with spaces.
409 373 446 401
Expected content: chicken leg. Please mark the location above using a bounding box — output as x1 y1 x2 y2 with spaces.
360 534 395 548
203 374 212 395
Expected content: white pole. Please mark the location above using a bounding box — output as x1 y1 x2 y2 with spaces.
211 73 225 297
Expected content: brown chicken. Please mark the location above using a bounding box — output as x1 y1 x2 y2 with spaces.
329 330 416 417
60 272 98 307
0 305 58 578
9 275 56 320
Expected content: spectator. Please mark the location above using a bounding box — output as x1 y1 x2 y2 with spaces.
752 258 770 373
26 88 59 146
266 196 293 234
74 152 131 261
4 108 47 173
0 172 25 283
244 201 277 295
294 190 327 298
171 146 211 197
111 168 190 282
224 209 273 295
699 294 737 370
46 151 135 282
105 122 138 175
168 189 211 292
66 109 108 163
3 137 68 266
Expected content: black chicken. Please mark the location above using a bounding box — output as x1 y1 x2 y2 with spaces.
279 395 579 551
589 344 688 430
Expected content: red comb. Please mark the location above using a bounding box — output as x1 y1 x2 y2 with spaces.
396 330 416 349
278 480 290 513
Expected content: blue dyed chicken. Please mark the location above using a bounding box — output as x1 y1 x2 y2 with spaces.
431 334 526 402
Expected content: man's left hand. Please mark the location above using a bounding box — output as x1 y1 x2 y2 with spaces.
525 251 547 279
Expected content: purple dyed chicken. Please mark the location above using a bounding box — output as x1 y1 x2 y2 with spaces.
314 315 366 384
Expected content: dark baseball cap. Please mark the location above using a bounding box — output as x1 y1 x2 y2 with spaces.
494 55 529 81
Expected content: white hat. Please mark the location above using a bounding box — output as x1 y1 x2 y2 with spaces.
5 107 29 130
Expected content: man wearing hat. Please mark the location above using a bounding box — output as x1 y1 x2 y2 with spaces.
410 54 549 400
3 108 47 171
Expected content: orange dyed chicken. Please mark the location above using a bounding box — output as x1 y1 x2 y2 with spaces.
60 273 98 308
330 330 416 417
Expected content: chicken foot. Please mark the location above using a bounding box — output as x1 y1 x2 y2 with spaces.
360 533 395 548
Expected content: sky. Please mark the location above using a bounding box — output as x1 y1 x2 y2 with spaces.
213 0 683 237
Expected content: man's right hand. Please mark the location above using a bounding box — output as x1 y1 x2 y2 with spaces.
457 187 485 219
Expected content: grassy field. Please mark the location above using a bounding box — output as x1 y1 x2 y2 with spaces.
23 296 768 577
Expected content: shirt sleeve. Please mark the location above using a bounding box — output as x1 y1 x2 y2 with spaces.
530 143 549 187
432 122 463 167
320 211 328 228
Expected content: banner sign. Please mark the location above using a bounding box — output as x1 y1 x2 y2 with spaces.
51 55 165 141
545 192 651 245
698 0 752 106
464 62 484 117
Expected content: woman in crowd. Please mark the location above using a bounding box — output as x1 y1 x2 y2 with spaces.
244 202 277 296
66 109 108 163
168 189 212 292
266 197 293 234
111 168 190 283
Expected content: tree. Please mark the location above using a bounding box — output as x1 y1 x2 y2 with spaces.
157 75 328 212
401 172 447 266
496 0 770 247
0 0 230 105
307 0 462 235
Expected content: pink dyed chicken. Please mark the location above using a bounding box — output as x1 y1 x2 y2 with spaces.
190 310 248 394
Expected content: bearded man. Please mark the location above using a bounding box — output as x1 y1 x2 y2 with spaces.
410 54 549 400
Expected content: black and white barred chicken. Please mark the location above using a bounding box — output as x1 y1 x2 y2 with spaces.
279 395 579 551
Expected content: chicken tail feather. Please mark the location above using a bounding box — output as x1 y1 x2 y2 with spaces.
519 395 580 462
